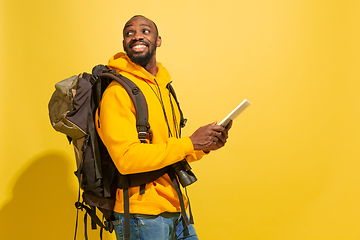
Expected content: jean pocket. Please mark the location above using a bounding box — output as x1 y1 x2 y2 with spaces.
112 219 123 240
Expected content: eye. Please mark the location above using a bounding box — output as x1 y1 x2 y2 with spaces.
143 29 150 34
125 31 134 37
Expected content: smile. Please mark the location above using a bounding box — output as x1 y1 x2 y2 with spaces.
130 42 148 53
132 45 146 50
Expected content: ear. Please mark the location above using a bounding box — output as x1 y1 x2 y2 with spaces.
122 40 126 50
156 36 162 47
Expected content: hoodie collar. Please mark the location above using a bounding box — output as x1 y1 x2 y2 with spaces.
108 52 171 86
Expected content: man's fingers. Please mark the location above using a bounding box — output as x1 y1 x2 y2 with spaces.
190 121 231 151
225 120 233 130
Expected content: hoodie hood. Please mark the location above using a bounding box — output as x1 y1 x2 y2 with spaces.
108 52 171 86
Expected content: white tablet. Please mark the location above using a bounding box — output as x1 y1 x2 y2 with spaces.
218 99 251 127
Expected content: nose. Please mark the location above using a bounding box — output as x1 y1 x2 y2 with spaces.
133 31 144 41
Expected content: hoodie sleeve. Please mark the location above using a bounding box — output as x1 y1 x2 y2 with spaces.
96 81 199 175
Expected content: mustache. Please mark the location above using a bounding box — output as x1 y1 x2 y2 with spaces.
129 40 149 48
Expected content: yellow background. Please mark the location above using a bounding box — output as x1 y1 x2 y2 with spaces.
1 0 359 239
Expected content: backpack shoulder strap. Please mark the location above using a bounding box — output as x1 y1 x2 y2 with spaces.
97 71 152 143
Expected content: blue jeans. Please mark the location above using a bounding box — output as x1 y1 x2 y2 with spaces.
112 212 199 240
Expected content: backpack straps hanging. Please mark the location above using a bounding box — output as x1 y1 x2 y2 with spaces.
122 176 131 240
168 168 194 226
166 83 195 229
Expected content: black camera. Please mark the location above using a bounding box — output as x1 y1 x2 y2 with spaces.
172 160 197 187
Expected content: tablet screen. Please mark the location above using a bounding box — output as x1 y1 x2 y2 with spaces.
218 99 251 127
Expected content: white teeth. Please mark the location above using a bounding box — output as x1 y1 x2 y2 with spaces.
133 45 146 49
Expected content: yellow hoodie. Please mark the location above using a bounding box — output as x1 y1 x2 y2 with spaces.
96 52 206 215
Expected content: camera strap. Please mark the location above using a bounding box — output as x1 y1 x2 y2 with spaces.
168 168 194 227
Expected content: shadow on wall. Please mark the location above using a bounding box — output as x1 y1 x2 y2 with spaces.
0 151 114 240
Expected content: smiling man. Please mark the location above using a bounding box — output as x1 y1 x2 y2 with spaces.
96 15 231 240
122 16 160 71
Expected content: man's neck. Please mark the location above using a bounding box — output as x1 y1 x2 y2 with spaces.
142 57 158 76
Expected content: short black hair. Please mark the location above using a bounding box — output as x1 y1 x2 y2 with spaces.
128 15 159 37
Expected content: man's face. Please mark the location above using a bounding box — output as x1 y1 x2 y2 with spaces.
123 17 161 66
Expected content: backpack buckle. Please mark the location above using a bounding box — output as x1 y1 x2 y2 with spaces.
104 221 114 233
138 130 152 143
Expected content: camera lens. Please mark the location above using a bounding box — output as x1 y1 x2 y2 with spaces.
172 160 197 187
176 169 197 187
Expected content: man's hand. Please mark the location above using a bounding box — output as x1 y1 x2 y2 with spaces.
189 121 232 152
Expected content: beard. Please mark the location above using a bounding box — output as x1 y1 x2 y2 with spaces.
126 41 157 67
